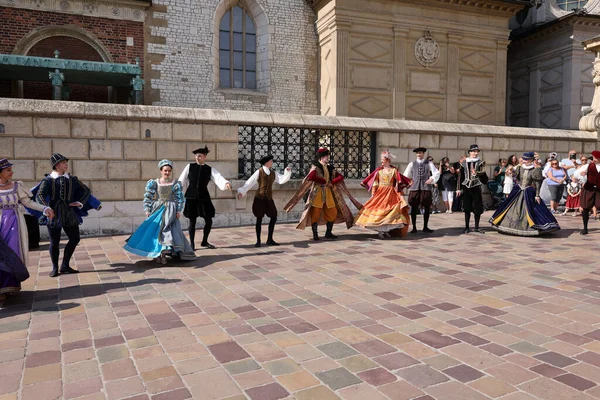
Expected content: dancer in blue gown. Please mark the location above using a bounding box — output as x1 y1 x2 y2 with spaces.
490 152 560 236
124 160 196 263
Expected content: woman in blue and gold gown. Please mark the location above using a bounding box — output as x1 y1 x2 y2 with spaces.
124 160 195 263
490 152 560 236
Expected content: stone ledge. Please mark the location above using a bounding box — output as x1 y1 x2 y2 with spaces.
1 98 597 140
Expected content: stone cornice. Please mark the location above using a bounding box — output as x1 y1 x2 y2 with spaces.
0 0 149 22
510 14 600 48
0 98 595 140
307 0 528 16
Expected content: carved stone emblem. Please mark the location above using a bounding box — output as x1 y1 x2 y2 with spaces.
415 29 440 68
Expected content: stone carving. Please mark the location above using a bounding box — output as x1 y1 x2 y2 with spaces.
59 0 70 9
579 35 600 132
414 30 440 68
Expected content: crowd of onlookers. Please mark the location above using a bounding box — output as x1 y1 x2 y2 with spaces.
422 150 597 216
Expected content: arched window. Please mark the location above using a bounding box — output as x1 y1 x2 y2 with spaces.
556 0 588 10
219 5 257 89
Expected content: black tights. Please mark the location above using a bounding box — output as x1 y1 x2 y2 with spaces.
188 217 213 246
464 213 481 229
410 207 430 229
582 209 590 231
48 226 80 270
255 216 277 243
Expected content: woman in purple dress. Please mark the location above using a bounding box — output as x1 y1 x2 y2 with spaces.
0 159 54 300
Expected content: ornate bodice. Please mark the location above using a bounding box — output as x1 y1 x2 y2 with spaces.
377 168 396 187
515 165 543 196
0 184 20 210
157 183 176 202
144 179 184 213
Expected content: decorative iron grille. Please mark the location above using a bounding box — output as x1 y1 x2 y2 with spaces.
238 125 376 179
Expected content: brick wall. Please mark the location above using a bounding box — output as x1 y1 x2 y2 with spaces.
0 7 144 103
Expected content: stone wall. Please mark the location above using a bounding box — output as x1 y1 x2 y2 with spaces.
144 0 319 114
0 98 597 237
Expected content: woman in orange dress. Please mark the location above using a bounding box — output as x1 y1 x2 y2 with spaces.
354 151 411 238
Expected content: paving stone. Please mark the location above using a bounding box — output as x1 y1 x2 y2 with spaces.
554 373 596 391
317 341 358 359
396 364 449 388
442 364 485 383
316 367 362 390
357 367 396 386
534 351 578 368
351 340 396 357
295 385 341 400
208 341 250 364
373 352 419 370
245 382 289 400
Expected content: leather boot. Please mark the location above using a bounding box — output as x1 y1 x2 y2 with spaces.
311 223 319 241
325 222 337 239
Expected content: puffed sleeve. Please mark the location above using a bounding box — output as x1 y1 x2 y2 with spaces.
144 179 158 213
275 168 292 185
331 171 344 185
17 182 49 214
36 177 50 206
307 169 326 184
531 167 544 197
172 181 185 212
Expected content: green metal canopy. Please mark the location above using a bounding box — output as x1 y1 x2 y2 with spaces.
0 53 142 87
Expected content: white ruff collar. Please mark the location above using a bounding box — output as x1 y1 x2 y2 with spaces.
466 158 480 162
522 164 534 170
50 171 71 179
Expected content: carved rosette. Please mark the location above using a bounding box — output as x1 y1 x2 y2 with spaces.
414 29 440 69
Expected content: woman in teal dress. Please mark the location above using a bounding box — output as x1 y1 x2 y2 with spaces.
124 160 196 263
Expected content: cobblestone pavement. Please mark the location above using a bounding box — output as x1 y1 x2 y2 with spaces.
2 212 600 400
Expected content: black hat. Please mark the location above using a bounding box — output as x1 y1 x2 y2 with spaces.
413 147 427 153
468 144 480 153
259 155 274 165
0 158 13 171
317 147 330 157
192 146 210 155
50 153 69 168
522 151 535 161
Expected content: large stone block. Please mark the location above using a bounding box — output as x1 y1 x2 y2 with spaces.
583 141 597 154
458 136 476 152
377 132 399 147
553 140 569 153
507 138 525 151
399 133 419 148
124 180 147 201
157 142 187 160
11 160 34 181
209 161 238 180
71 119 107 138
73 160 107 180
52 139 89 159
124 141 156 160
173 123 202 141
203 124 238 142
91 181 124 201
567 141 583 154
90 140 123 160
100 217 133 236
439 135 458 149
141 161 159 180
447 150 464 163
35 160 50 180
33 117 70 138
217 142 238 161
108 161 141 180
141 122 172 140
107 120 140 139
385 147 409 164
524 139 540 152
420 134 440 149
0 138 13 158
539 140 555 152
2 116 33 136
14 138 52 159
214 199 236 213
492 137 509 151
476 136 493 150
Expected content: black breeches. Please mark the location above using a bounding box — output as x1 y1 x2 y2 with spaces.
48 226 80 269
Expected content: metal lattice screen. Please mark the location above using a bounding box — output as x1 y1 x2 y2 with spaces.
238 126 376 179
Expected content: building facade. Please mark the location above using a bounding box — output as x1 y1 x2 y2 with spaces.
508 0 600 130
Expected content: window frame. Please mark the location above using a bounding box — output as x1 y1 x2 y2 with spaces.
219 4 257 90
555 0 588 11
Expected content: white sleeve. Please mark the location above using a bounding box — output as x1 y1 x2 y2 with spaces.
403 163 413 178
178 164 190 194
430 164 441 183
276 168 292 185
237 169 260 197
573 163 589 180
211 168 230 191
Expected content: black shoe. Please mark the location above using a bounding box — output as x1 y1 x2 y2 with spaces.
325 232 338 239
463 228 470 234
266 240 280 246
473 228 485 234
201 242 216 249
581 229 589 235
49 268 59 278
59 266 79 274
411 228 418 233
255 242 261 248
311 223 319 241
422 227 434 233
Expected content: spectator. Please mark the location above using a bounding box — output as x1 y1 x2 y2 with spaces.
560 149 579 179
451 155 466 212
545 159 567 213
562 176 581 216
493 158 507 186
439 157 456 213
503 165 514 197
507 154 518 166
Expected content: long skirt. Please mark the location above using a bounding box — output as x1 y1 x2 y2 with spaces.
354 186 410 236
489 185 560 236
125 203 196 260
0 209 29 295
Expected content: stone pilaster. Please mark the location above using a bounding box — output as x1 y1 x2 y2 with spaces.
562 49 584 130
393 27 409 120
334 22 351 116
528 63 541 128
495 39 510 125
446 34 461 122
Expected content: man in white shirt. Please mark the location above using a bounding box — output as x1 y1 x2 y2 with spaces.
560 149 579 179
403 147 440 233
178 146 231 249
237 155 291 247
573 150 600 235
